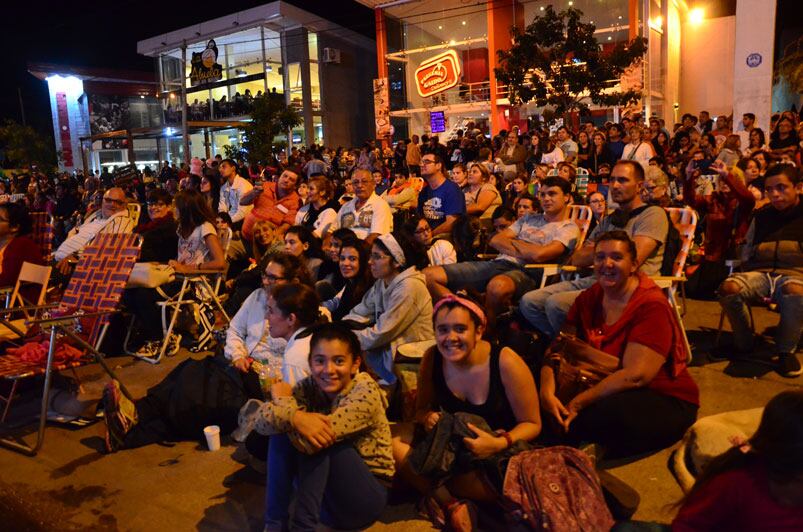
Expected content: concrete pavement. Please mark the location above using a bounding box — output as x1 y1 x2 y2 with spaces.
0 298 800 531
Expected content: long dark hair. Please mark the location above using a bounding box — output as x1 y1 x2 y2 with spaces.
270 282 321 327
174 189 216 238
268 252 314 287
451 214 481 262
285 225 324 259
337 237 373 303
680 390 803 506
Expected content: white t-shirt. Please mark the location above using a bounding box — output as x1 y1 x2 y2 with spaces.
427 239 457 266
335 192 393 240
541 147 565 168
177 221 216 265
294 203 338 238
496 214 580 266
623 142 654 168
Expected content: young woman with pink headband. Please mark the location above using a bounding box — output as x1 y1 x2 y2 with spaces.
391 294 541 531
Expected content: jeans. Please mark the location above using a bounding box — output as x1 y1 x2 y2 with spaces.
265 434 388 532
519 277 596 337
719 271 803 355
443 259 542 298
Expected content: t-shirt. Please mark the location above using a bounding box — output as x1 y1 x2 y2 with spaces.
560 139 579 157
497 213 580 266
673 461 803 532
177 221 216 265
608 140 626 161
336 192 393 240
589 205 668 276
464 183 502 220
417 178 466 228
566 275 699 405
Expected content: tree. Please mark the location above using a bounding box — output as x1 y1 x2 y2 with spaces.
0 120 59 170
242 93 302 163
495 6 647 117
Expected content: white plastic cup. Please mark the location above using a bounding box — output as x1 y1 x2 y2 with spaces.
204 425 221 451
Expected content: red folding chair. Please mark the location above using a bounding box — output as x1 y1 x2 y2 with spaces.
0 232 142 456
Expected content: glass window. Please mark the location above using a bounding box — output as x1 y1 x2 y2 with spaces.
287 63 303 111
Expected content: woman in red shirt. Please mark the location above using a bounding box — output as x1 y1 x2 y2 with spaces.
0 203 45 295
540 231 699 458
673 390 803 531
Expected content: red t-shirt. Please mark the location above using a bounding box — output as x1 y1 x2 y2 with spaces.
673 462 803 531
566 274 699 405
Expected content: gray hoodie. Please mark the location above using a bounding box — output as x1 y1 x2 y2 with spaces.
344 267 434 381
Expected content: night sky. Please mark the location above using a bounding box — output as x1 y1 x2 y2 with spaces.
0 0 373 137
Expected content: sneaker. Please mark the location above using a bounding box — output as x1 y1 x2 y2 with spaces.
102 380 138 453
777 354 802 378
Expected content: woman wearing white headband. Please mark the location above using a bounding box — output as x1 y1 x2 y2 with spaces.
342 231 434 384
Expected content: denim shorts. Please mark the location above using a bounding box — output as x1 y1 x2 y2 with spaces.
724 271 803 303
443 259 542 298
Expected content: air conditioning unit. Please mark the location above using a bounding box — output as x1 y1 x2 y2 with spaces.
322 47 341 64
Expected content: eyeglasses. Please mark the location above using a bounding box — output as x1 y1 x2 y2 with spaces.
261 273 285 282
415 226 430 235
420 159 436 165
589 199 605 204
103 197 126 205
370 253 390 261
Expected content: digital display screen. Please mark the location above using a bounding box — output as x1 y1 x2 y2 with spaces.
430 111 446 133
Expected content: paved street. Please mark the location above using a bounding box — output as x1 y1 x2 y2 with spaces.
0 298 800 531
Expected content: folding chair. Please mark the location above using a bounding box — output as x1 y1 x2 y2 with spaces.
130 227 233 364
0 262 52 341
652 207 698 361
0 233 142 455
524 205 593 288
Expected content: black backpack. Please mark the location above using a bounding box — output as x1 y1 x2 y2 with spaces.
165 354 251 439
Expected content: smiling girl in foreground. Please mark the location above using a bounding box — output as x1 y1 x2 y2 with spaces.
238 323 393 532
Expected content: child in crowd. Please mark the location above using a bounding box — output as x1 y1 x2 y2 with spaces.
236 323 393 532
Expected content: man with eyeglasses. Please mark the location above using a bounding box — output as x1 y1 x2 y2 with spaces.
334 168 392 245
519 161 668 337
416 153 465 238
53 186 136 274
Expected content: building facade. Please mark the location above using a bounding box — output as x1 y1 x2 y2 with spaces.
137 1 377 163
362 0 783 138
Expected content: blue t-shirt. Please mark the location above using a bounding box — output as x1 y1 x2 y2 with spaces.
608 140 626 161
417 179 466 228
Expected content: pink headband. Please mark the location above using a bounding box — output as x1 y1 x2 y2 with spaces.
432 294 487 329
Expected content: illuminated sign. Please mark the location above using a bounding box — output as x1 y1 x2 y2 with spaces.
430 111 446 133
414 50 462 98
190 40 223 86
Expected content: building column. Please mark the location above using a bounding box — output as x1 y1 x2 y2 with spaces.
733 0 777 133
487 0 523 136
375 8 388 79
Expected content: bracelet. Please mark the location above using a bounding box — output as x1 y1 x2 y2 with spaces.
500 431 514 449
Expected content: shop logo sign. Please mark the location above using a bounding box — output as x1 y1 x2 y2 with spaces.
415 50 462 98
190 40 223 86
746 53 762 68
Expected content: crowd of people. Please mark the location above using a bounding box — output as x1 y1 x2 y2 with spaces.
0 107 801 531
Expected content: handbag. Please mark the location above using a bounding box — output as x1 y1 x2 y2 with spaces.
126 262 175 288
547 332 621 404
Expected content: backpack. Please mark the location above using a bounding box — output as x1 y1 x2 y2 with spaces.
165 355 251 439
502 446 614 532
660 210 682 276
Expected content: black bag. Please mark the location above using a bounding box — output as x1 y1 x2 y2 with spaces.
165 355 250 439
660 210 682 276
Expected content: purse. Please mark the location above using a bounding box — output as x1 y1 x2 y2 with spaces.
126 262 176 288
547 332 621 404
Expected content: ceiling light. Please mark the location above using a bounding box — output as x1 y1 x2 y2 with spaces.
462 21 466 25
540 6 545 10
689 8 704 25
438 25 442 30
607 36 612 41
